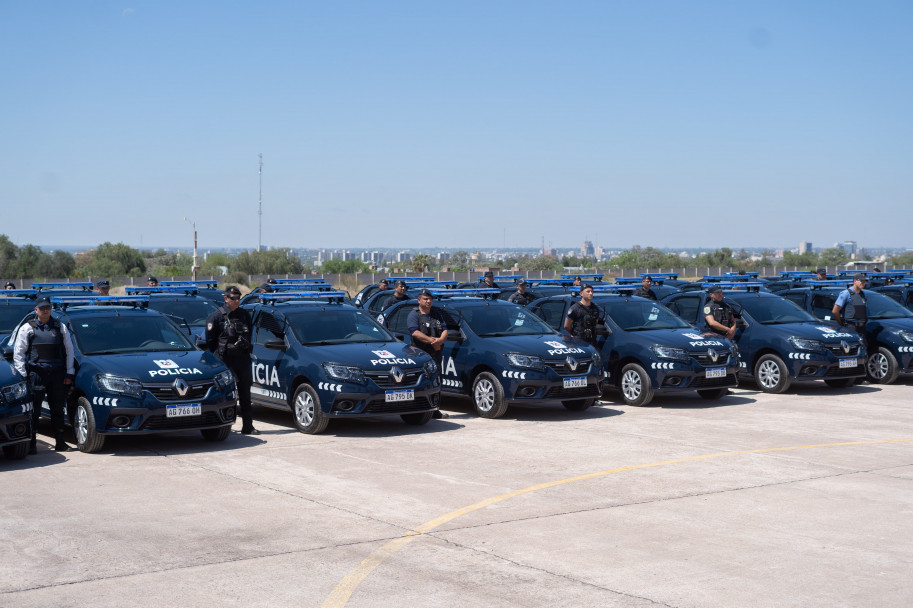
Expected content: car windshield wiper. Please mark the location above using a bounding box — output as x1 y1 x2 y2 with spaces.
623 326 656 331
303 339 347 345
84 349 129 355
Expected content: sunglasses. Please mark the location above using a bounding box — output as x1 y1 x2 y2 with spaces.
226 296 241 301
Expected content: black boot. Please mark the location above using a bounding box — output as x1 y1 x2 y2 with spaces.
28 438 37 455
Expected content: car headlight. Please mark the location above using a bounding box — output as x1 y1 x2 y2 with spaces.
96 374 144 398
0 381 28 404
788 337 825 352
896 330 913 344
322 363 365 384
650 345 690 361
423 360 437 377
504 353 545 370
214 369 235 390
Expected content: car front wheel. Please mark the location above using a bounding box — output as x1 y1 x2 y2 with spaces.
754 354 791 394
619 363 654 406
75 397 105 453
472 372 509 418
292 384 329 434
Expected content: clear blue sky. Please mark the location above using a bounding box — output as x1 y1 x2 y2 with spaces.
2 1 911 252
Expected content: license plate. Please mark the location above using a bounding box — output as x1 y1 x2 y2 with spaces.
563 376 587 389
385 389 414 403
166 404 201 418
839 358 856 369
705 367 726 379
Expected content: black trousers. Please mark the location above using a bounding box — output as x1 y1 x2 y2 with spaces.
29 368 68 444
224 355 253 428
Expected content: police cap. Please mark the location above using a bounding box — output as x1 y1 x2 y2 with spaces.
581 283 594 291
707 285 722 294
147 276 158 283
394 280 407 287
257 282 273 293
35 296 52 308
853 273 868 281
224 285 242 297
267 278 277 284
417 288 433 298
517 279 528 286
484 271 494 278
378 278 389 286
816 267 826 274
4 281 15 288
96 279 110 288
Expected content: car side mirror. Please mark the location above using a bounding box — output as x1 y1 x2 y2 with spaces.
264 338 287 351
446 330 464 341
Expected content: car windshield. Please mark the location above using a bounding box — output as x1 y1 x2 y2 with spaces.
865 291 913 319
0 301 34 331
285 309 395 344
737 296 817 324
462 305 555 337
602 300 691 330
70 314 196 354
146 298 218 327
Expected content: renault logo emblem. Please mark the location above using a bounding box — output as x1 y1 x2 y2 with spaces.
391 366 404 383
708 348 719 363
566 356 578 371
173 378 189 397
841 340 849 354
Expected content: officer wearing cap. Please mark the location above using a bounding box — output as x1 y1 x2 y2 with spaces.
815 267 827 281
508 279 538 306
96 279 111 296
13 296 76 452
634 275 658 300
381 280 410 311
377 278 390 292
481 271 499 288
146 276 159 287
572 276 582 287
564 283 600 345
832 274 868 333
704 285 737 339
407 289 448 418
205 285 258 435
254 282 273 294
4 281 15 290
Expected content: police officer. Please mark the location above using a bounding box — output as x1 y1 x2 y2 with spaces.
634 275 658 300
13 296 76 452
4 281 15 290
382 280 410 311
704 285 737 339
96 279 111 296
572 276 582 287
147 276 159 287
815 267 827 281
481 271 499 288
832 273 868 339
564 283 600 345
508 279 538 306
254 282 273 294
407 289 448 418
377 278 390 292
205 285 259 435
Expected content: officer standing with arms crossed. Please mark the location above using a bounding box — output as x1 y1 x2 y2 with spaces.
13 296 76 452
205 286 259 435
634 275 658 300
508 279 538 305
408 289 448 418
704 285 737 339
832 273 869 347
564 284 600 346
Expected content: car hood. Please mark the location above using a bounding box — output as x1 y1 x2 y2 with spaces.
85 350 226 382
754 321 861 344
620 328 732 350
0 360 23 384
303 341 431 369
474 333 596 358
868 317 913 332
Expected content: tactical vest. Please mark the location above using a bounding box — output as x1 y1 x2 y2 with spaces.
217 307 252 358
843 289 867 323
27 319 66 369
708 301 734 335
570 302 599 344
510 291 534 306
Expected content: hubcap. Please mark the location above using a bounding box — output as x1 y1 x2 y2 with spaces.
474 378 495 412
867 353 888 379
621 370 642 401
758 360 780 388
295 391 315 426
76 406 88 445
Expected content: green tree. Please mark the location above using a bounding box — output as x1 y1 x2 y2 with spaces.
0 235 17 277
447 250 470 271
78 242 146 277
411 254 431 273
694 248 735 267
887 252 913 266
231 249 305 275
782 251 818 268
320 259 369 274
518 255 559 271
818 248 850 266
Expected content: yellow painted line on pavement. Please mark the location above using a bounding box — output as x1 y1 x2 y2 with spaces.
322 438 913 607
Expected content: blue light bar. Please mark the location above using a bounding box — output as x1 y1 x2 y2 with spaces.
779 271 816 277
271 283 332 290
807 280 853 288
701 282 765 290
592 285 634 293
273 278 329 284
560 274 604 280
477 275 524 281
430 288 500 297
531 279 575 285
869 272 907 278
643 273 679 279
386 277 436 283
260 291 346 301
613 278 641 284
126 286 198 294
1 289 38 297
160 280 218 287
724 272 759 277
32 282 94 289
50 295 150 305
836 270 866 276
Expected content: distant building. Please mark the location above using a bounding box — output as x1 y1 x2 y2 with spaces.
581 240 595 257
799 241 812 254
836 241 857 256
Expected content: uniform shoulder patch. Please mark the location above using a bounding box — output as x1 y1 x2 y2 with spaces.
703 306 712 315
207 322 214 331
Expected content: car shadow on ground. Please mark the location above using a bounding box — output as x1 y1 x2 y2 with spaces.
439 395 625 422
0 438 67 469
251 404 466 439
734 381 882 397
598 390 757 410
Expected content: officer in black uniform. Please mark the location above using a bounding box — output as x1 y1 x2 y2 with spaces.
508 279 538 306
13 296 76 452
4 281 15 290
205 285 259 435
96 279 111 296
407 289 448 418
815 267 827 281
377 278 390 292
564 283 600 346
382 280 410 311
481 271 499 288
832 273 869 346
147 276 159 287
704 285 737 339
634 275 658 300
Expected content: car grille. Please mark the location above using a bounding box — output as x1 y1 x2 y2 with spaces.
824 344 861 357
140 411 224 430
364 396 432 414
544 358 593 376
688 350 732 366
543 384 601 398
364 369 423 388
689 374 737 388
824 364 863 377
144 381 214 402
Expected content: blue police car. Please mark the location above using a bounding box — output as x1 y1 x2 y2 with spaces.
0 360 31 460
527 287 740 406
1 290 40 345
161 280 225 307
662 282 866 393
243 291 440 433
8 296 237 452
125 286 218 342
778 280 913 384
378 289 604 418
874 279 913 313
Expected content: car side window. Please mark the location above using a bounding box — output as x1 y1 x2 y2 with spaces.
783 292 807 309
880 289 903 304
254 311 284 346
385 307 412 334
534 301 566 330
670 296 701 325
906 291 913 308
811 294 836 319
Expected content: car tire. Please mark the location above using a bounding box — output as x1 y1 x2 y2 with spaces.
74 397 105 453
697 388 728 400
866 347 899 384
754 354 791 394
619 363 654 406
201 425 231 441
823 378 855 389
562 398 595 411
400 411 434 425
472 371 509 419
2 442 29 460
292 384 329 434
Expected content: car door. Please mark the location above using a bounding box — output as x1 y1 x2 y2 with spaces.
529 299 568 332
665 294 704 328
249 309 291 407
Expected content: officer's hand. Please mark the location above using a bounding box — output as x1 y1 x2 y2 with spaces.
726 327 736 339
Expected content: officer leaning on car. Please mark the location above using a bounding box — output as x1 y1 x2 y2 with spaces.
832 273 869 345
508 279 538 306
634 275 658 300
205 285 259 435
704 284 737 339
13 296 76 453
564 283 599 345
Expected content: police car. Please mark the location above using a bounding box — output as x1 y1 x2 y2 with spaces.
7 296 237 452
662 282 866 393
161 280 225 307
612 277 682 300
778 280 913 384
378 289 604 418
33 281 99 297
874 279 913 312
527 287 739 406
363 282 458 314
125 286 218 342
239 281 336 306
243 291 440 433
1 289 40 344
0 360 31 460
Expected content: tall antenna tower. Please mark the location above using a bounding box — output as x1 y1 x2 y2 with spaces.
258 153 263 251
